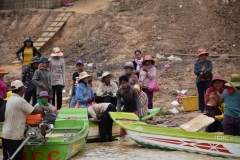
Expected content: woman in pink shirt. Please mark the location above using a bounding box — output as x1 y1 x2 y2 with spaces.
0 68 10 100
139 55 156 109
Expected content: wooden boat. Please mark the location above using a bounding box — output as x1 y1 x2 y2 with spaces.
87 108 161 142
109 112 240 158
1 108 89 160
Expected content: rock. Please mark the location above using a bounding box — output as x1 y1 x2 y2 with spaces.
156 53 166 60
185 68 191 72
217 54 229 63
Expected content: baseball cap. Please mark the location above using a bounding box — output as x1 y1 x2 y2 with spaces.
11 80 26 90
76 59 84 65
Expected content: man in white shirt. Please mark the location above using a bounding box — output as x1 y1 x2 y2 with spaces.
2 80 51 160
95 71 118 106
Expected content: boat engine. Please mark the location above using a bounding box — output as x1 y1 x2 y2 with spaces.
25 112 56 139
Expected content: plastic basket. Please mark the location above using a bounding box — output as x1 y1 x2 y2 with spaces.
181 96 199 112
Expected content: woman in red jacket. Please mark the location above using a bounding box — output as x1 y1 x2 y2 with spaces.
205 75 226 104
204 75 226 132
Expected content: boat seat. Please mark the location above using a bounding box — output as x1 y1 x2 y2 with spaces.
49 133 74 138
211 132 224 135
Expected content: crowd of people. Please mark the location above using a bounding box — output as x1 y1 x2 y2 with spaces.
0 37 239 159
194 48 240 135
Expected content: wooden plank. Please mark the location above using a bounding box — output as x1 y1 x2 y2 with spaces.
46 27 55 31
56 22 64 26
41 32 50 37
65 12 72 16
59 12 67 17
36 38 44 42
50 22 58 27
53 20 68 22
48 32 55 36
43 37 51 41
61 17 68 21
52 27 60 32
34 42 45 46
55 17 63 21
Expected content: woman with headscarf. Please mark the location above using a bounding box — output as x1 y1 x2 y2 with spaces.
32 57 52 97
119 62 138 87
34 91 56 113
139 55 157 109
204 75 226 132
16 37 41 72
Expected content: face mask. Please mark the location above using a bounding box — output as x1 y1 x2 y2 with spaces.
125 69 133 74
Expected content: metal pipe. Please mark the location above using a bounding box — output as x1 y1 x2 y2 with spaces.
9 136 31 160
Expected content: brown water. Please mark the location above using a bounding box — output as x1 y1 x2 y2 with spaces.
0 140 237 160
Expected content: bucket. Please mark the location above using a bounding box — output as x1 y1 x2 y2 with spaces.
181 96 199 111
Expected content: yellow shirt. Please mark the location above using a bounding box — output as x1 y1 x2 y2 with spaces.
23 47 33 66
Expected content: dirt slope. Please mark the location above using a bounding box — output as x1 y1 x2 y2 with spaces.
0 0 239 111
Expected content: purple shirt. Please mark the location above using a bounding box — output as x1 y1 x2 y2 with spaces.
0 78 10 99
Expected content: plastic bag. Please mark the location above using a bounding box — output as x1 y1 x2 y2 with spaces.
148 77 160 92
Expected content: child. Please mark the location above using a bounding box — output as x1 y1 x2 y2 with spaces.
88 103 116 142
73 72 94 108
132 50 143 78
117 75 142 137
34 91 56 113
49 47 65 110
69 59 85 108
222 74 240 136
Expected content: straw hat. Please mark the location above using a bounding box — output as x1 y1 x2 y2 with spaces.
0 68 9 74
198 49 209 56
51 47 63 57
4 91 12 101
101 71 113 82
78 72 92 82
225 74 240 87
142 55 155 65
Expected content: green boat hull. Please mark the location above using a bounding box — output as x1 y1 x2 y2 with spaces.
2 108 89 160
109 112 240 158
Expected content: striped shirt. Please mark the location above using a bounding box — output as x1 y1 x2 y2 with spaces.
139 91 148 116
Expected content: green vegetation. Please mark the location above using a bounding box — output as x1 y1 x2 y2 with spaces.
118 6 128 12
